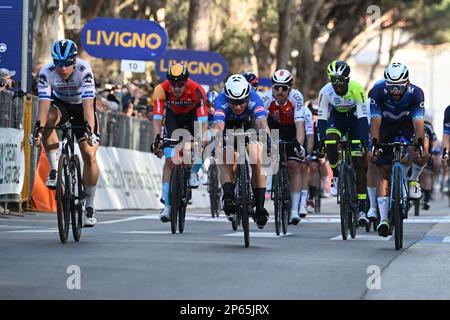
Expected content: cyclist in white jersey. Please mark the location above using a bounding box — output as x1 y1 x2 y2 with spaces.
30 39 100 227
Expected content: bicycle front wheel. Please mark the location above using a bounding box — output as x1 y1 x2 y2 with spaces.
393 166 403 250
71 155 83 241
281 165 290 235
272 171 281 236
238 164 250 248
347 171 358 239
170 166 181 234
178 169 188 234
339 165 348 240
56 153 71 243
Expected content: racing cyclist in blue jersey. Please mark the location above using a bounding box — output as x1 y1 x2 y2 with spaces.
369 62 429 237
211 74 271 229
30 39 100 227
443 105 450 163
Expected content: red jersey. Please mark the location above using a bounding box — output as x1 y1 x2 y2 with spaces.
152 79 208 121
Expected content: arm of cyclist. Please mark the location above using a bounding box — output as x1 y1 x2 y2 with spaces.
82 98 98 146
411 90 425 157
31 70 53 147
151 84 166 156
317 88 329 144
369 88 382 159
194 85 210 147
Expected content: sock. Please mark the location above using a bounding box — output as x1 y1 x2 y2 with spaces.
400 163 410 181
222 182 235 199
84 185 96 208
424 190 431 203
358 194 367 212
162 182 171 206
377 197 389 221
266 175 273 191
322 175 328 192
290 192 301 213
309 186 316 200
300 189 308 207
410 163 425 181
46 149 58 171
367 187 377 209
254 187 266 210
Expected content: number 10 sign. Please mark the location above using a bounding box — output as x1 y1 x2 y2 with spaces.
120 60 146 73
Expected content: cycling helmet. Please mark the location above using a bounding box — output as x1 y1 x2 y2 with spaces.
242 72 259 88
384 62 409 83
167 63 189 82
326 60 350 77
206 90 218 105
271 69 293 87
224 74 251 102
51 39 78 61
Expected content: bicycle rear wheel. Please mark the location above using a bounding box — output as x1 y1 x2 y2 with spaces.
56 153 70 243
348 171 358 239
272 171 282 236
281 166 290 235
393 166 403 250
170 166 181 234
71 155 83 241
339 165 348 240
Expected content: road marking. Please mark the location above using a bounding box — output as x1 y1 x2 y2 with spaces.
4 228 58 234
114 231 173 234
330 234 392 241
222 232 292 238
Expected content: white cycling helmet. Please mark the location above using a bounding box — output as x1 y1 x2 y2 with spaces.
271 69 293 86
384 62 409 83
224 74 251 101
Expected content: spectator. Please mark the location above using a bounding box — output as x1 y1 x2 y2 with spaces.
0 68 15 92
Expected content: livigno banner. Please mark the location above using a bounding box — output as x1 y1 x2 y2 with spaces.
81 17 168 61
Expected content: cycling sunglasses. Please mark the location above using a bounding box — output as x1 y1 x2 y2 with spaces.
228 98 248 106
330 76 349 85
386 82 408 94
53 59 75 68
272 84 290 92
170 81 186 88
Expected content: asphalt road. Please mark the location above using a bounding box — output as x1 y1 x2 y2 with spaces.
1 194 450 300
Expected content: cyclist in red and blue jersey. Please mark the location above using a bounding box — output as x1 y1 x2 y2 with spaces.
211 74 271 229
369 62 429 236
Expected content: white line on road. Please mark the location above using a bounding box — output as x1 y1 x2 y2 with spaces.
114 231 173 234
222 232 292 238
330 234 392 241
4 228 58 234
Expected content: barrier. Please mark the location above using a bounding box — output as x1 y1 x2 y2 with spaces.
0 128 25 201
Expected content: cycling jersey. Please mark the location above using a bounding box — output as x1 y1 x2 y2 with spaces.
38 58 96 104
317 80 369 144
152 79 208 122
261 88 303 126
213 89 267 123
444 105 450 135
369 81 424 122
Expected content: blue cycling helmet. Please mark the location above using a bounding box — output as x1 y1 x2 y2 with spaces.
51 39 78 61
242 72 259 88
206 90 218 105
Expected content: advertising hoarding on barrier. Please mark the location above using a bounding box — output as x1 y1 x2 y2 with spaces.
156 49 228 85
0 128 25 196
81 17 168 61
0 0 32 92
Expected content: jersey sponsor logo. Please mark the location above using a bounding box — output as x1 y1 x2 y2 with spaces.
38 74 47 85
420 101 424 108
78 65 86 72
255 106 265 113
382 110 410 120
83 72 93 84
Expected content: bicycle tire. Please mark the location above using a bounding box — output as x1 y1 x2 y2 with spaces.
281 165 290 235
273 170 281 236
338 164 348 240
348 171 357 239
208 163 219 217
56 153 70 243
314 190 321 214
238 164 250 248
393 166 403 250
71 155 83 241
170 166 181 234
413 199 420 216
178 169 188 233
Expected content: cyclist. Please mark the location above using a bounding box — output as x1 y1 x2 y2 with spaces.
421 119 439 210
443 105 450 163
261 69 309 224
151 63 208 222
207 90 219 127
30 39 100 227
298 101 314 217
318 60 370 227
211 74 271 229
369 62 429 236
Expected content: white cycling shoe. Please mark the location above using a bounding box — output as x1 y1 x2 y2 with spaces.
409 180 422 199
83 207 97 228
159 206 171 222
330 177 339 197
290 211 301 225
46 169 57 190
189 172 200 188
367 208 378 222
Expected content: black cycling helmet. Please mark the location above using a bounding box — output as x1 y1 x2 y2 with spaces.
242 72 259 88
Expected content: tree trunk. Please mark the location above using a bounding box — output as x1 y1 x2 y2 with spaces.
32 0 60 66
276 0 294 69
187 0 212 50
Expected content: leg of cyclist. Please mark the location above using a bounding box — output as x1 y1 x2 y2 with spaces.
41 105 61 190
287 159 301 224
299 161 309 218
308 159 320 213
249 142 268 229
219 141 237 221
352 149 369 227
321 160 330 197
367 157 379 221
408 135 429 199
79 140 100 226
421 165 433 210
376 163 392 237
325 130 341 197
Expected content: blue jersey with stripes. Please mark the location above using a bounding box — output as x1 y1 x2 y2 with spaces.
213 89 267 123
369 81 425 122
444 105 450 135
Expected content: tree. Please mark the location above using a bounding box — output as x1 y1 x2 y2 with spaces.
187 0 212 50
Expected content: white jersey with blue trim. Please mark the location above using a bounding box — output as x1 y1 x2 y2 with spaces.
38 58 96 105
